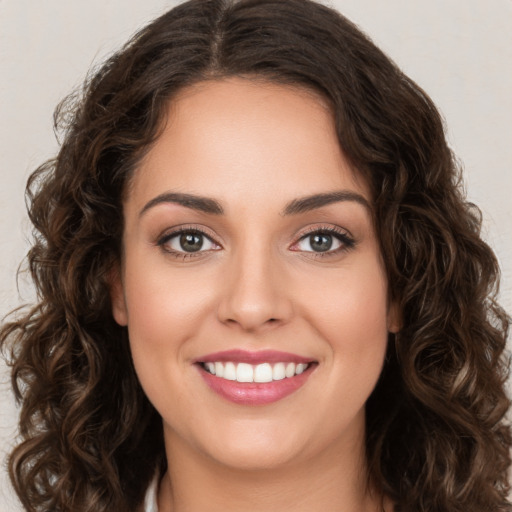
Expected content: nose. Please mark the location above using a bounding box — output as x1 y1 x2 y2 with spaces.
216 246 293 332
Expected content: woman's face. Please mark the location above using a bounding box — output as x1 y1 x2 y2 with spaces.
112 78 399 471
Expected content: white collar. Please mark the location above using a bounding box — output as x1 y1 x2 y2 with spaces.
143 474 159 512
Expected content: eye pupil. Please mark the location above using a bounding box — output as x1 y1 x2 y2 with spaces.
310 234 332 252
180 233 203 252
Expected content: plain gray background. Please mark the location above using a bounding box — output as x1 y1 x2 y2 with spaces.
1 1 511 509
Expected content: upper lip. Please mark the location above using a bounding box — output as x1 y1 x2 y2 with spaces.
194 349 315 365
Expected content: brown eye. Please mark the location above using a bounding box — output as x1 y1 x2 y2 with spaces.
158 229 219 254
292 228 356 255
296 232 342 253
308 234 333 252
179 233 204 252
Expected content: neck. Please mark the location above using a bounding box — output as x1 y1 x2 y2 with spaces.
157 425 386 512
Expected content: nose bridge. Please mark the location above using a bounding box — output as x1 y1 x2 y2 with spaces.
217 233 292 331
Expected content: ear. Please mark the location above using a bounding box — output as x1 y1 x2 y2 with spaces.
387 301 401 334
109 264 128 326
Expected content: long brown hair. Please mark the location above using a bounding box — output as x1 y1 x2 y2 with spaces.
1 0 510 510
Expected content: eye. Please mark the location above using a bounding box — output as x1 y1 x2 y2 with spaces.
158 229 220 254
291 228 355 254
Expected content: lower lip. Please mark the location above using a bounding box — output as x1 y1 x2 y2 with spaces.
197 364 315 405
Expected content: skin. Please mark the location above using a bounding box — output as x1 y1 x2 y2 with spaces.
111 77 398 512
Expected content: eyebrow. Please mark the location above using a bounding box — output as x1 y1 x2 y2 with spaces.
140 192 224 216
282 191 370 215
139 190 370 217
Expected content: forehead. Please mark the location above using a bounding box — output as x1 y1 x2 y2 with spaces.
126 77 369 213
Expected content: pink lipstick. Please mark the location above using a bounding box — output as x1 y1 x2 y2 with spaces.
195 350 316 405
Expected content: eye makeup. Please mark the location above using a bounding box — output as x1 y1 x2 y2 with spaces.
290 225 356 258
155 221 356 262
156 224 222 260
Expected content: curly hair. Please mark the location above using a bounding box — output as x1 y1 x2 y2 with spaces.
1 0 510 511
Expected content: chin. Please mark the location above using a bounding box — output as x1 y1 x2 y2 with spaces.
195 420 310 471
209 443 302 472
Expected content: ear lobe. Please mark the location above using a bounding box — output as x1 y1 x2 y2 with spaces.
387 301 401 334
109 265 128 326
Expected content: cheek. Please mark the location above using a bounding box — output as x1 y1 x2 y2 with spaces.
297 256 390 394
122 259 218 390
125 260 214 336
300 258 389 345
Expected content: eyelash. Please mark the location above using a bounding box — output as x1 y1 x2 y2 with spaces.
156 225 356 260
290 226 356 258
157 226 219 260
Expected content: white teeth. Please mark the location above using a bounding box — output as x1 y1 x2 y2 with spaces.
224 362 237 380
272 362 286 380
214 362 224 378
296 363 307 375
236 363 253 382
202 361 311 383
254 363 273 383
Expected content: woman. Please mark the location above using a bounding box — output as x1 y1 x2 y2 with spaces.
1 0 510 511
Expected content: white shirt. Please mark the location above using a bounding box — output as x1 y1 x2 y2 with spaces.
143 475 159 512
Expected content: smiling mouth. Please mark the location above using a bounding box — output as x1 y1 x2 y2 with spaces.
200 361 311 383
194 349 317 405
196 357 317 405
